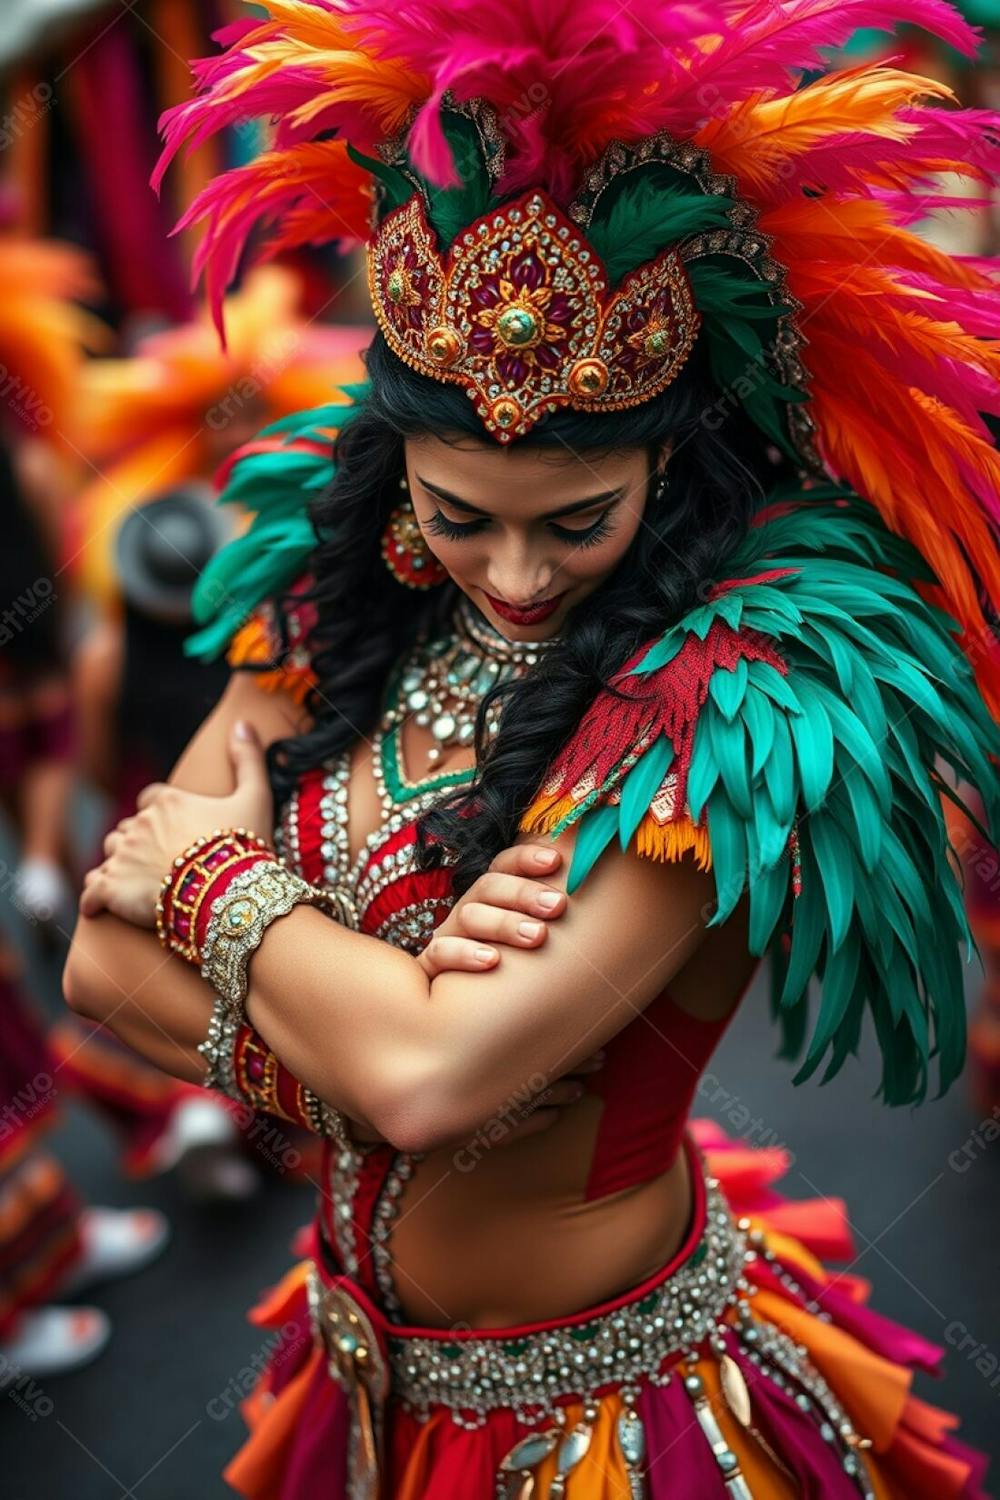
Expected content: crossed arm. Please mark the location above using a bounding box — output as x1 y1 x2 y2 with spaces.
65 673 715 1153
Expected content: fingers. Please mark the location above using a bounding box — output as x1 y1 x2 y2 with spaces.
493 1079 588 1148
418 934 499 980
229 720 270 798
467 870 567 920
489 843 562 878
78 865 108 918
531 1078 586 1108
135 783 168 811
456 902 554 949
497 1107 559 1142
569 1048 606 1075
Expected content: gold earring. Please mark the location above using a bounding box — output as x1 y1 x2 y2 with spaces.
381 476 449 589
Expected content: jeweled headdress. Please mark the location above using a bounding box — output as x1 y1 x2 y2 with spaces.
156 0 1000 713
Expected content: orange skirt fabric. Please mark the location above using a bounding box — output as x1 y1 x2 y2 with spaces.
222 1125 990 1500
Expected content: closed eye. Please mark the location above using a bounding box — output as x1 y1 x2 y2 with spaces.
425 504 619 547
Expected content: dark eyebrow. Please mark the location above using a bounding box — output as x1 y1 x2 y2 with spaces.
414 475 622 519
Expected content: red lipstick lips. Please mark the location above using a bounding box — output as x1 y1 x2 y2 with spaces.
483 590 566 625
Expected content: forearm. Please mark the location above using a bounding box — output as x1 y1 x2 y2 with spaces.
245 906 438 1148
64 912 212 1082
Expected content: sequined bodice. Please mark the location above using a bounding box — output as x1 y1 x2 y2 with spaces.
274 728 469 954
274 644 742 1323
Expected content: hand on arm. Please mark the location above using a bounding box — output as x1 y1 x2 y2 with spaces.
65 700 598 1143
243 822 715 1154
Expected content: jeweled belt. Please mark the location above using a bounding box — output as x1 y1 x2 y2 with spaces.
307 1161 876 1500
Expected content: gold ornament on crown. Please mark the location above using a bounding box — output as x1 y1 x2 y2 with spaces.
367 189 700 442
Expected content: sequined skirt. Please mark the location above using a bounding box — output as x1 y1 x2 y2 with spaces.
222 1127 990 1499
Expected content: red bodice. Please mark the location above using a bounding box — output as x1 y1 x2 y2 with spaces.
277 756 745 1207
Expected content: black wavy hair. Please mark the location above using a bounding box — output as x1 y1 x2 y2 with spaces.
269 331 792 891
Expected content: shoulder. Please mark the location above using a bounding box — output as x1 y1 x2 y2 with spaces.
521 488 1000 1102
224 572 319 707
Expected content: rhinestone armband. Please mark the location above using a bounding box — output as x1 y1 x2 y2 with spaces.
197 997 352 1150
198 857 332 1018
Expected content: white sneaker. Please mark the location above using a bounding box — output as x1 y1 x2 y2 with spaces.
151 1096 260 1202
14 858 72 924
0 1306 110 1379
60 1207 169 1297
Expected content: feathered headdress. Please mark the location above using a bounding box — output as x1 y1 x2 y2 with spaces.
156 0 1000 713
75 266 367 607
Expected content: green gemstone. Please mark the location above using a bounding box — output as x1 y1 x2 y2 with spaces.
387 268 406 302
644 328 669 356
496 306 537 346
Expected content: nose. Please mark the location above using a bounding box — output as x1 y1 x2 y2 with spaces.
484 534 556 604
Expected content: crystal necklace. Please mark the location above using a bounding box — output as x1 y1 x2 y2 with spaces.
394 595 559 768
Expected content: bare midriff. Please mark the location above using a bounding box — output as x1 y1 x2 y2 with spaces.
341 724 752 1331
387 1098 697 1328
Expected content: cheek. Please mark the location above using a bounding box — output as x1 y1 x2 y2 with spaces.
419 530 486 581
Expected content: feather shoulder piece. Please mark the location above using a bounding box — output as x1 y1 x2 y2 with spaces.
182 382 369 700
521 490 1000 1105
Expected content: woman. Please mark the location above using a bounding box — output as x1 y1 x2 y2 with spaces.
65 0 999 1494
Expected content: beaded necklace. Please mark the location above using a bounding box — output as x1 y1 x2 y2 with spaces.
383 594 560 779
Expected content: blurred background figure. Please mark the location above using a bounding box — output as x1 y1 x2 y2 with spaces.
0 219 167 1381
53 269 367 1197
58 487 258 1201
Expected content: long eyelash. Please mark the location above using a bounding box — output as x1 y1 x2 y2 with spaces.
424 506 617 547
425 509 488 540
552 512 617 548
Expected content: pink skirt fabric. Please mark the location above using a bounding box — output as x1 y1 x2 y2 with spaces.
219 1125 989 1499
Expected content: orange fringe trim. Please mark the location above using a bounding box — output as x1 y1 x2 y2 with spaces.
226 616 317 706
520 797 713 871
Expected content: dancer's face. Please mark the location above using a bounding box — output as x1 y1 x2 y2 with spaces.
403 433 669 641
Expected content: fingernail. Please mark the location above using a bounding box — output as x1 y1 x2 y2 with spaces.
518 920 543 939
535 891 560 910
234 719 251 741
532 848 557 866
475 947 497 964
569 1083 584 1100
594 1048 606 1061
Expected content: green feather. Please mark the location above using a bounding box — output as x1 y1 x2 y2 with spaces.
709 657 749 722
567 803 620 894
618 735 674 850
587 178 735 284
705 796 748 925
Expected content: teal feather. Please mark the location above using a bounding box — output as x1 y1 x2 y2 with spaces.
686 727 721 824
564 490 999 1105
741 686 774 777
708 710 752 820
705 797 747 925
807 815 855 953
618 736 674 850
709 657 748 722
747 661 802 716
762 712 795 824
567 803 620 894
183 394 364 662
785 675 834 813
